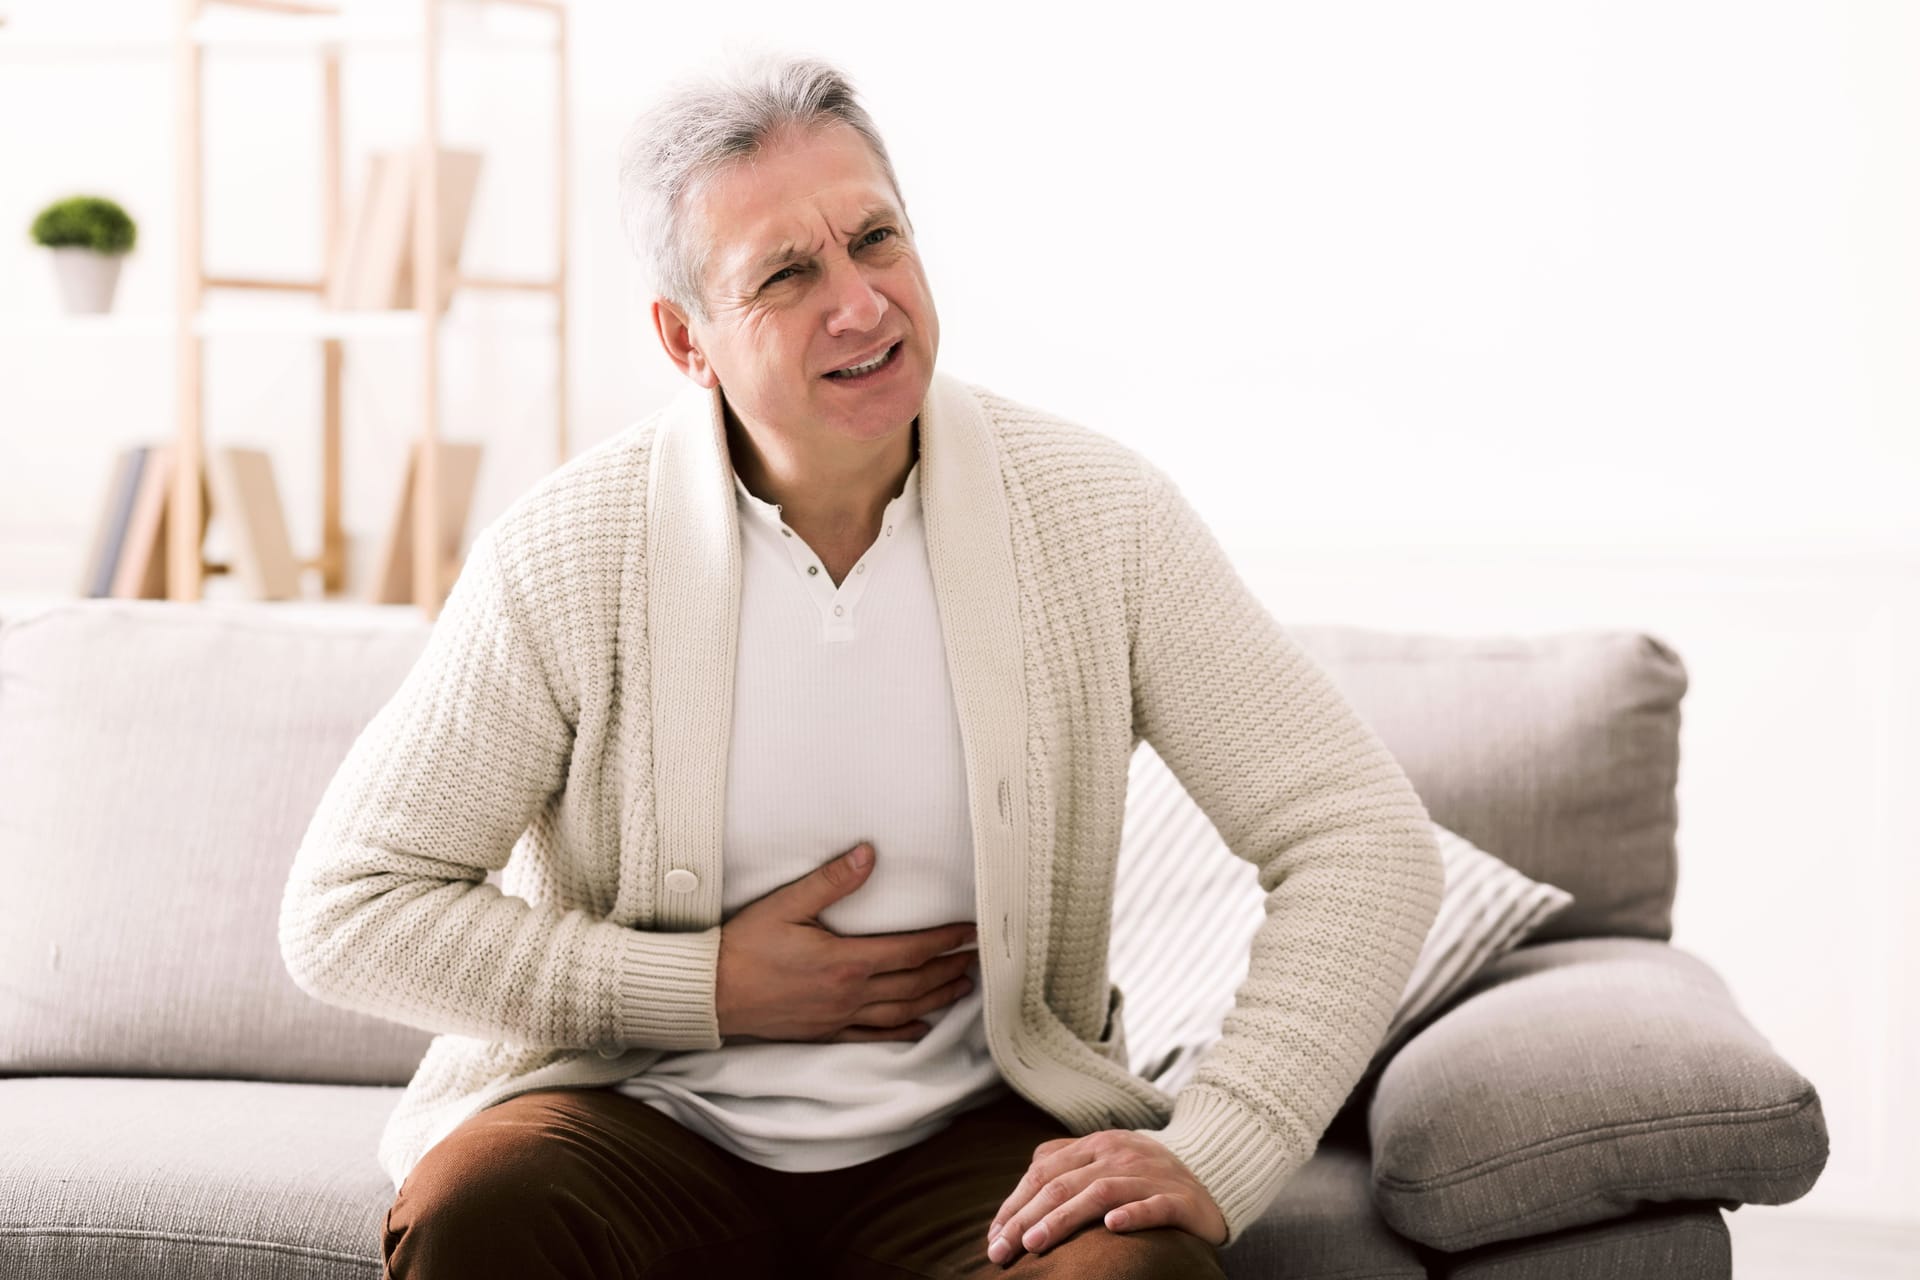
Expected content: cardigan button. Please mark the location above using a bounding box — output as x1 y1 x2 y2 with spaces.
664 868 698 893
596 1046 623 1060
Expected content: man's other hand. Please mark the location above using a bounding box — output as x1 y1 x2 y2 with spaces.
983 1129 1229 1266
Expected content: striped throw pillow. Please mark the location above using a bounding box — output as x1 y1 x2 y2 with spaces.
1111 741 1574 1098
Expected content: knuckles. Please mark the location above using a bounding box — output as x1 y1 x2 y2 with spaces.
828 959 870 991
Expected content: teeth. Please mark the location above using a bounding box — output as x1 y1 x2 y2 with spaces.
831 346 891 377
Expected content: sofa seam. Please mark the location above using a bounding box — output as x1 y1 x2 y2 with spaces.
0 1224 376 1268
1397 1155 1826 1251
1376 1087 1821 1188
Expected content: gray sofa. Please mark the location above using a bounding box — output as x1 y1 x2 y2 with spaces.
0 599 1828 1278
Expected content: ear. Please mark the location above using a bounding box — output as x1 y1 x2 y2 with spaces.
652 298 717 388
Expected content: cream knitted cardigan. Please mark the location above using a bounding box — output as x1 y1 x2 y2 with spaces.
277 368 1444 1250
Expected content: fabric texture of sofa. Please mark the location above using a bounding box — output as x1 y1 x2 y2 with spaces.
0 598 1829 1278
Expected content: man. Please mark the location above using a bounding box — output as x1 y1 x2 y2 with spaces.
278 51 1444 1280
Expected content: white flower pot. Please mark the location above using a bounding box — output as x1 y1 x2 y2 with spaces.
48 246 125 314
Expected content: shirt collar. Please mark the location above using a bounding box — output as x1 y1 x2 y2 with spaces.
732 458 922 530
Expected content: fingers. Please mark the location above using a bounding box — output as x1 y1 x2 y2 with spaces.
829 1021 930 1043
988 1176 1150 1266
985 1140 1095 1266
866 949 974 999
855 922 979 976
827 950 974 1042
989 1137 1077 1238
852 969 973 1032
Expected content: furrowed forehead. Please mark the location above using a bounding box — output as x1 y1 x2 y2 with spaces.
732 200 903 283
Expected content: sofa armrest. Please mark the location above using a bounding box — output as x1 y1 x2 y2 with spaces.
1365 937 1828 1253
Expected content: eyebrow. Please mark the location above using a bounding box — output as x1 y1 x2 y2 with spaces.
743 205 901 283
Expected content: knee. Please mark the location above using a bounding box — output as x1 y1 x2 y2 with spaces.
383 1120 596 1268
390 1144 562 1235
1041 1223 1227 1280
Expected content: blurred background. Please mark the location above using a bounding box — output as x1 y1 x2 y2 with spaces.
1 0 1913 1270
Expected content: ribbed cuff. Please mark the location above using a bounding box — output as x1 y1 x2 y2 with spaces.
613 925 724 1051
1130 1083 1304 1250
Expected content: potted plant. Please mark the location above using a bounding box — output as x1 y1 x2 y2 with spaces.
30 194 138 314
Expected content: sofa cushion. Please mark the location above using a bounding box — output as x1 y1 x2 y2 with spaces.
1359 825 1572 1084
1228 1133 1427 1279
0 1076 395 1280
0 1078 1408 1280
1367 937 1828 1252
0 600 436 1084
1112 742 1572 1096
1285 626 1687 943
1432 1200 1732 1280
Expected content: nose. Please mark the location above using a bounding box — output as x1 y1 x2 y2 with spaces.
823 256 888 336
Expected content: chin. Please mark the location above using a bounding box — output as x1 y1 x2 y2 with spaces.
826 373 928 439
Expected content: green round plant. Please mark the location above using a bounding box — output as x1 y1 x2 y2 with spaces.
30 195 137 255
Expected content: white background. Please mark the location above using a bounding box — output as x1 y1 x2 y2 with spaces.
1 0 1914 1258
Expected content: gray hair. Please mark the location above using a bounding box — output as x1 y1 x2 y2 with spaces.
618 50 909 325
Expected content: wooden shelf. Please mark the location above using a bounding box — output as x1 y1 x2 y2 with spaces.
10 0 573 620
0 8 558 57
0 306 560 340
0 313 177 338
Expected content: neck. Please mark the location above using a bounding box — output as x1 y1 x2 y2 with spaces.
723 403 919 542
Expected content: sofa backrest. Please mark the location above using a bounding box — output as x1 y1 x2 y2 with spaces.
0 600 1685 1087
0 600 438 1086
1284 625 1687 943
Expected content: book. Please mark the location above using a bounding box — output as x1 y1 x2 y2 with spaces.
327 147 484 312
326 150 411 310
111 443 172 599
83 445 147 597
205 446 301 601
362 439 484 605
395 147 484 313
78 445 136 594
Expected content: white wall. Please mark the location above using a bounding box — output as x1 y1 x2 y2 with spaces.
2 0 1914 1238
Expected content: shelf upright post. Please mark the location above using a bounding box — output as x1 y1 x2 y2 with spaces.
554 1 569 465
414 0 445 619
322 45 345 593
171 0 208 602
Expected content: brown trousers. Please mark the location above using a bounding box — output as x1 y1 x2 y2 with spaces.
382 1083 1230 1279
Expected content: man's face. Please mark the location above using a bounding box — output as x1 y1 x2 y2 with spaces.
658 122 940 451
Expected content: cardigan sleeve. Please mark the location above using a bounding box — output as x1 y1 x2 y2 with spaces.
1123 457 1445 1250
276 523 723 1055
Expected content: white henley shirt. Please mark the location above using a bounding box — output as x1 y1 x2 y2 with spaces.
613 453 1012 1169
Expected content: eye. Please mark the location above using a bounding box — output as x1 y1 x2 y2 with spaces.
765 265 799 286
862 227 895 247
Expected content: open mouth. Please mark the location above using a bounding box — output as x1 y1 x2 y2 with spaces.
823 342 902 383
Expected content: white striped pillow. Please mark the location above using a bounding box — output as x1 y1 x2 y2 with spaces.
1111 741 1574 1098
